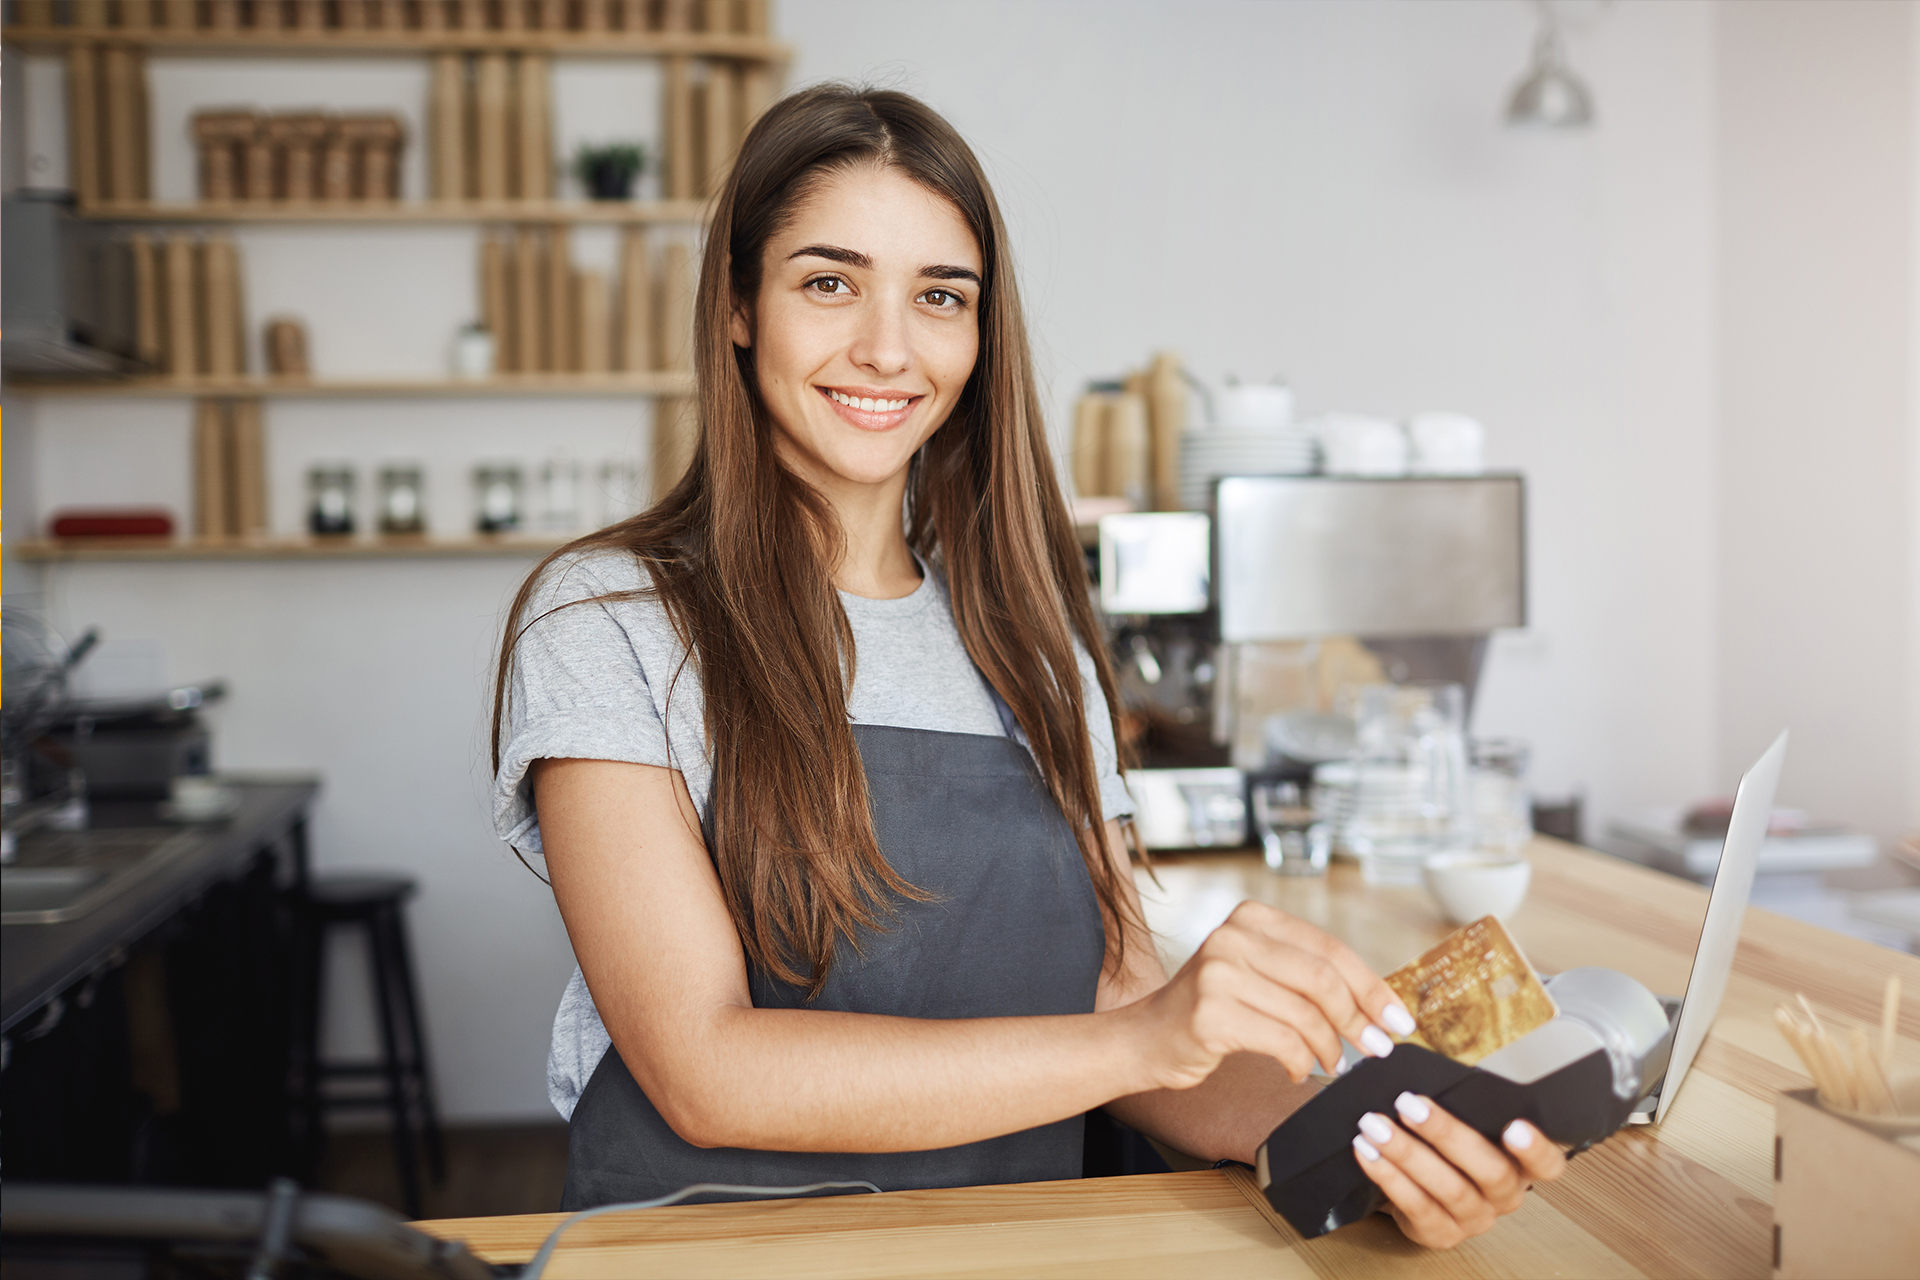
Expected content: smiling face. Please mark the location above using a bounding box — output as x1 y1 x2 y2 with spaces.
731 163 983 509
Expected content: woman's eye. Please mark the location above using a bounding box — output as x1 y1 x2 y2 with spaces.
922 288 965 309
806 276 848 296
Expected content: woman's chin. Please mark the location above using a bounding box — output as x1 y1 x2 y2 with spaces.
792 450 920 494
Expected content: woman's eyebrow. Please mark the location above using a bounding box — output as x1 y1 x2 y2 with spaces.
788 244 871 268
786 244 980 286
921 264 982 284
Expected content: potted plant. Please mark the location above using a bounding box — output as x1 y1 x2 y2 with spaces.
575 143 646 201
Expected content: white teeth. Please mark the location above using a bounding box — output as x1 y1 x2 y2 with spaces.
828 390 910 412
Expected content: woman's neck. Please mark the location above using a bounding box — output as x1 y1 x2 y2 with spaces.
828 478 922 600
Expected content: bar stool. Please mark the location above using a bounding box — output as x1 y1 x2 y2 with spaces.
296 874 445 1218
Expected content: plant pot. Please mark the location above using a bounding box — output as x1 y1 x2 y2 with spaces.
583 159 638 201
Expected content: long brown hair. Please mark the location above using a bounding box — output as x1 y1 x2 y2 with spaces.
493 85 1136 997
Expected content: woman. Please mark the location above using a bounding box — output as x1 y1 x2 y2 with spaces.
492 85 1564 1248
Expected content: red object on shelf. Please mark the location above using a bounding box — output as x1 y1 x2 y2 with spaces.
48 508 176 539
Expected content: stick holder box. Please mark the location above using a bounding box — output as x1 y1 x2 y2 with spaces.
1255 1042 1649 1238
1772 1088 1920 1278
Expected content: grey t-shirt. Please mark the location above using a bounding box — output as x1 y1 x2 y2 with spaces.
493 548 1133 1119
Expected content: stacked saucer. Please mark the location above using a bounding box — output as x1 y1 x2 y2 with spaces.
1176 426 1318 509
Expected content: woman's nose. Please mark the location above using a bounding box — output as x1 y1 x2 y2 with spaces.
848 298 912 377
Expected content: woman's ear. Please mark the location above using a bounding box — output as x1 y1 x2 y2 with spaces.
729 296 754 349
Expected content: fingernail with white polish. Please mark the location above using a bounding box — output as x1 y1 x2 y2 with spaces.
1353 1134 1381 1162
1393 1091 1430 1124
1334 1055 1352 1075
1504 1120 1534 1150
1358 1112 1394 1145
1360 1025 1395 1058
1382 1003 1417 1036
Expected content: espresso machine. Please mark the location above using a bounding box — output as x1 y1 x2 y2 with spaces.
1097 475 1527 850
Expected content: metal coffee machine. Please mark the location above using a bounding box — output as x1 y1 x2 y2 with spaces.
1097 476 1526 850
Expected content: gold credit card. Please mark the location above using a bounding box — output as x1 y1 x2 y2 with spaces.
1383 916 1556 1065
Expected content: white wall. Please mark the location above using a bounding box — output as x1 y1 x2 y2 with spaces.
10 1 1915 1120
1715 1 1915 841
1912 6 1920 838
781 0 1724 825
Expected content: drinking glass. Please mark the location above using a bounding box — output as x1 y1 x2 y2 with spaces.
1470 737 1533 855
1251 780 1330 876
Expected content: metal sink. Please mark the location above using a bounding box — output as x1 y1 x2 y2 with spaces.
1 828 201 924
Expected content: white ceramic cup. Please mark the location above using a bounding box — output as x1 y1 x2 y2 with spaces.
1422 851 1532 925
1320 415 1409 476
1409 412 1487 475
1216 383 1295 430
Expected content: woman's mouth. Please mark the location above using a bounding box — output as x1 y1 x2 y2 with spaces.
817 385 920 430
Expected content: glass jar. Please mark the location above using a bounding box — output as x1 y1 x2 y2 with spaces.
377 462 426 536
538 456 582 533
473 463 523 534
1345 682 1470 884
596 457 640 527
307 463 355 537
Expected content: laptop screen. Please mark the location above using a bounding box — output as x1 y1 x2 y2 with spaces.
1653 730 1789 1123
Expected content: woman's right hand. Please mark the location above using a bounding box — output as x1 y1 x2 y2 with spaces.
1133 900 1418 1089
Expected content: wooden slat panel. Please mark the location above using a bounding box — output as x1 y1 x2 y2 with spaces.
13 535 571 562
7 372 694 398
73 198 710 223
1 23 791 58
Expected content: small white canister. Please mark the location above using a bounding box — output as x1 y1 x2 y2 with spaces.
453 325 497 379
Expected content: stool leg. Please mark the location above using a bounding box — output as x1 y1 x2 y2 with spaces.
367 910 424 1219
295 902 329 1175
381 901 446 1183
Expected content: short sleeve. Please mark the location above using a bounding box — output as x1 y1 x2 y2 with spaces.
492 553 676 856
1075 639 1136 823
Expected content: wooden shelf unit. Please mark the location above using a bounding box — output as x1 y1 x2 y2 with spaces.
7 4 760 555
74 198 712 224
0 25 789 60
13 535 573 563
8 372 696 399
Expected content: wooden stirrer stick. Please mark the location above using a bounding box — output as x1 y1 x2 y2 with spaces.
1849 1024 1895 1115
1777 1005 1839 1105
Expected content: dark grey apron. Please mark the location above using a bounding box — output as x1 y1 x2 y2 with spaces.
561 722 1107 1209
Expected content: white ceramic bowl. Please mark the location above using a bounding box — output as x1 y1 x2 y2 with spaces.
1423 852 1532 925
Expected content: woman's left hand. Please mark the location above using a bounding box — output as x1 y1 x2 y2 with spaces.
1350 1091 1569 1249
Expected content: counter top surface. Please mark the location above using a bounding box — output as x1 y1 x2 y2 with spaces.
0 777 319 1032
415 836 1920 1278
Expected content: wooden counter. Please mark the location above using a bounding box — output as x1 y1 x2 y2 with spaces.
414 837 1920 1278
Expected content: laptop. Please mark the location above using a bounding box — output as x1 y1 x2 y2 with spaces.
1629 729 1789 1124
